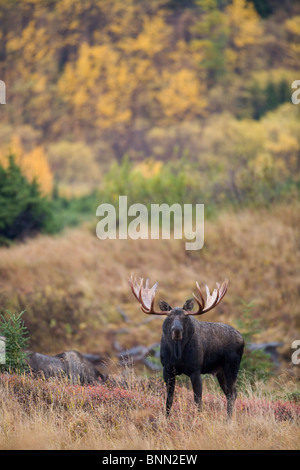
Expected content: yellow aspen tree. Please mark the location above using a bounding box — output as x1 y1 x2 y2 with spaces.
225 0 263 72
21 146 54 196
156 68 207 123
285 16 300 67
58 42 134 130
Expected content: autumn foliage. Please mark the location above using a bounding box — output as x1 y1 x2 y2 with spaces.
2 373 299 422
0 0 299 195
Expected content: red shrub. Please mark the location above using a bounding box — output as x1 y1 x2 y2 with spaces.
1 374 299 422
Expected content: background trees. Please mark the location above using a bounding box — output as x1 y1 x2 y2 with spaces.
0 0 299 213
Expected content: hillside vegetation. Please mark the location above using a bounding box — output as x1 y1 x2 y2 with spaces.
0 202 298 371
0 0 299 201
0 372 299 450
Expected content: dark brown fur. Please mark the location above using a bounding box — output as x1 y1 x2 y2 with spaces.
26 350 107 385
160 307 244 417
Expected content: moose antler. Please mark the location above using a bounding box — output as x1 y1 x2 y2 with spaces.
129 274 229 316
186 279 229 316
129 273 165 315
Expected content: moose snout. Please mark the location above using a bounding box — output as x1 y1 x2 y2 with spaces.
171 321 183 341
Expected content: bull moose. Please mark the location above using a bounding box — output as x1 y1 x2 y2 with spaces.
129 274 244 417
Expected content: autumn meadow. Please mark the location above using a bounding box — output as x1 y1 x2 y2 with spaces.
0 0 300 451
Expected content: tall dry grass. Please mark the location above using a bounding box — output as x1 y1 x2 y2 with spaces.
0 372 299 450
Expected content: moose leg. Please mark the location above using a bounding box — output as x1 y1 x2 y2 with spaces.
216 369 237 419
226 386 237 418
190 371 202 411
163 369 175 417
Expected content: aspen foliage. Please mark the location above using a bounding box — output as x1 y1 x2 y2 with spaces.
0 0 298 195
285 16 300 65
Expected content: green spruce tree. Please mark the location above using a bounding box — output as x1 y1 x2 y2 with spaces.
0 155 55 244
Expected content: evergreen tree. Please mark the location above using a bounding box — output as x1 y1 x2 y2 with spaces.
0 310 29 374
265 81 278 113
0 155 55 244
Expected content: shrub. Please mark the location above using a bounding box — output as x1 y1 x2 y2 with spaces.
15 285 104 354
50 189 99 230
0 310 29 373
47 141 101 185
100 155 200 209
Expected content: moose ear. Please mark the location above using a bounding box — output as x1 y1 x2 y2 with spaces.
183 298 194 311
159 300 172 312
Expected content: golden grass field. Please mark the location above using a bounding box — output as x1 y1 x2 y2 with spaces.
0 202 299 450
0 371 299 450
